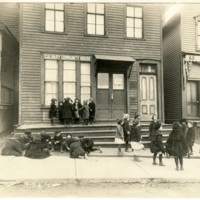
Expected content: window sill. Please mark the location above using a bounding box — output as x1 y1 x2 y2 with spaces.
42 30 68 35
124 37 146 41
84 34 108 38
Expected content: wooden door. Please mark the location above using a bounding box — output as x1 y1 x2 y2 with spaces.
97 73 126 119
186 81 199 117
140 75 157 120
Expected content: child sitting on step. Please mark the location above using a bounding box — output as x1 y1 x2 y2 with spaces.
115 119 124 155
52 131 63 152
150 122 165 166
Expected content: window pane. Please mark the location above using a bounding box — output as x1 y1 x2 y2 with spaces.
45 82 58 93
63 83 76 94
135 7 142 18
81 75 90 86
56 21 64 32
87 14 95 24
96 4 104 14
96 25 104 35
45 60 58 69
113 74 124 90
98 73 109 89
63 61 76 70
81 63 90 74
63 70 76 81
45 69 58 81
56 11 64 21
55 4 64 10
96 15 104 25
127 6 134 17
46 21 54 31
46 3 54 9
127 28 134 37
127 18 134 28
135 18 142 28
87 24 95 34
46 10 54 20
81 87 90 94
135 28 142 38
88 3 95 13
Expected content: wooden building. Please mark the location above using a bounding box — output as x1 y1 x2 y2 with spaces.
18 3 164 124
0 4 19 133
163 4 200 123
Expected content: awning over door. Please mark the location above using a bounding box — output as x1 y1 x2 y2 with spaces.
93 55 135 77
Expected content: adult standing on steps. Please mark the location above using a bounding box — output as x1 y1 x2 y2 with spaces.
63 97 73 125
122 114 131 152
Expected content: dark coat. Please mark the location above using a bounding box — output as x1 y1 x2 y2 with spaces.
89 102 96 117
186 127 196 146
58 104 64 121
25 140 50 159
72 102 82 118
122 120 131 142
181 124 187 139
149 121 157 141
1 140 23 156
150 130 165 154
130 125 141 142
63 101 73 119
166 129 188 157
69 142 85 158
49 103 57 119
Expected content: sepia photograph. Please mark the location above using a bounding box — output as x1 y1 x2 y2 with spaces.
0 0 200 198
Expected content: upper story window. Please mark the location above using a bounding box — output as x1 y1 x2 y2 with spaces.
87 3 105 35
126 6 143 39
45 3 64 33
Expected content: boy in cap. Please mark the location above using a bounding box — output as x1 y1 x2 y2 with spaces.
49 98 57 126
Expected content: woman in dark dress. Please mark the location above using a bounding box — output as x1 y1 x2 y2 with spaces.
63 97 73 125
49 98 57 126
166 122 188 171
89 98 96 124
58 101 64 125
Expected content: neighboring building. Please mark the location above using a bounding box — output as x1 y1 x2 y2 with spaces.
0 4 19 133
19 3 164 124
163 4 200 123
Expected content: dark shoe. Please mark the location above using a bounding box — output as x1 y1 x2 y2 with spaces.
176 167 179 171
188 153 190 159
152 161 157 165
159 162 165 166
180 166 184 171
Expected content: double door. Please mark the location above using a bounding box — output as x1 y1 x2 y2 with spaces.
96 73 126 119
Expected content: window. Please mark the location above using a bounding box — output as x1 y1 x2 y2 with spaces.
63 61 76 101
44 60 58 105
87 3 105 35
81 63 91 101
45 3 64 32
140 64 157 73
43 57 91 106
126 6 143 38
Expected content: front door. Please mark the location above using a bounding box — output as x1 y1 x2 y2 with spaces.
186 81 200 117
97 73 126 119
140 75 157 120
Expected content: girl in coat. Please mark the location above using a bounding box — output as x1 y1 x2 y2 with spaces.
115 119 124 155
130 119 144 162
149 114 158 141
122 114 131 152
89 98 96 124
49 98 57 126
58 101 64 125
73 98 82 125
63 97 73 125
166 122 188 171
186 121 196 157
150 122 165 166
52 131 64 152
79 100 89 125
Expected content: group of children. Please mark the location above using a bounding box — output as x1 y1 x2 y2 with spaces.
115 113 197 171
49 97 96 126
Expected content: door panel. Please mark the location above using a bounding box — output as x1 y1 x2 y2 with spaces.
140 75 157 120
186 82 199 117
96 73 126 119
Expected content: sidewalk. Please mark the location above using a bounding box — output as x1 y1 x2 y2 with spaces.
0 145 200 184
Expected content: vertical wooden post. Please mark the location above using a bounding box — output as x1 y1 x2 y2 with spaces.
0 32 2 105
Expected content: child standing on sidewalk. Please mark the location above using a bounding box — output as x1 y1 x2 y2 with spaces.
166 122 188 171
122 114 131 152
130 119 143 162
186 121 196 157
149 114 158 141
150 122 165 166
115 119 124 155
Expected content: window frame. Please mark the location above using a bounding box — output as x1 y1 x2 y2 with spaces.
195 16 200 51
42 3 67 34
124 4 144 40
85 3 108 37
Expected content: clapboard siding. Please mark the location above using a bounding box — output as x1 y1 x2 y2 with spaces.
0 3 19 41
163 16 182 123
181 4 200 53
20 3 162 123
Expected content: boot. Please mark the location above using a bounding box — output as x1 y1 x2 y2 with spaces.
179 157 184 171
175 158 179 171
159 154 165 166
153 154 157 165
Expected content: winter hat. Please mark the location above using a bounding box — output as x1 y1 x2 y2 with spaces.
51 98 57 102
117 119 123 124
134 113 141 119
155 122 162 130
172 122 182 130
24 129 32 135
123 114 129 120
55 130 61 135
40 131 47 137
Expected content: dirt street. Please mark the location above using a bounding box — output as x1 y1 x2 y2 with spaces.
0 181 199 198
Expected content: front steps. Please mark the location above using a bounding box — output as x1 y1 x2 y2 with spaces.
13 122 172 148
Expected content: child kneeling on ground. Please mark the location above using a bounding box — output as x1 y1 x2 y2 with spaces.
150 122 165 166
